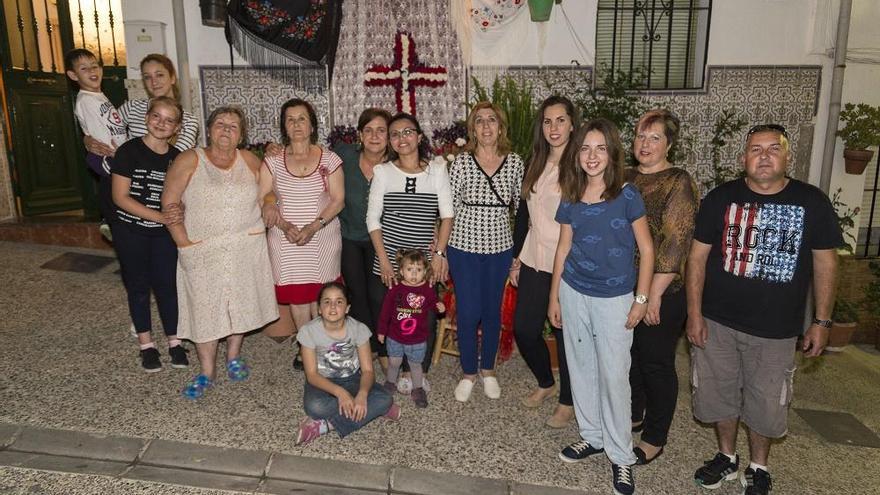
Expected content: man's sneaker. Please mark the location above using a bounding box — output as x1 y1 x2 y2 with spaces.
694 452 739 489
741 467 772 495
140 348 162 373
169 345 189 368
294 417 324 446
611 464 635 495
558 440 604 463
412 387 428 408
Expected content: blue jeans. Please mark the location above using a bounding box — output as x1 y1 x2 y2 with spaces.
302 372 392 437
447 246 512 374
559 280 637 466
385 338 428 364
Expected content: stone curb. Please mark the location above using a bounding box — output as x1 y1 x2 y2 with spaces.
0 422 596 494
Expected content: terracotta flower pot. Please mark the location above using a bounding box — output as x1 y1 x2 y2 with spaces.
528 0 555 22
843 149 874 175
826 321 857 352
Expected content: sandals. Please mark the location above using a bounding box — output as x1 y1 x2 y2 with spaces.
182 374 213 400
227 357 251 382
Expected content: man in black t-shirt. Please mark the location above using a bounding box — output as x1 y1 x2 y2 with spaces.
685 125 842 495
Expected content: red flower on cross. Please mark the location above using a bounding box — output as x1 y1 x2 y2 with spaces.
363 31 448 116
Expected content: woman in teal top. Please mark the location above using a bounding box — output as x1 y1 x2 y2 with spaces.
332 108 392 362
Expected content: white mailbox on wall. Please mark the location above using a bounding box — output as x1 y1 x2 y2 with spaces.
124 20 167 76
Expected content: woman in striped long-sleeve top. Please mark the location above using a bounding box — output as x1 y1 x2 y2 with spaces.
366 113 453 383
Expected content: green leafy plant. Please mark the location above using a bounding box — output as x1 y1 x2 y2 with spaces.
837 103 880 150
701 109 748 192
471 75 536 158
830 188 860 255
832 298 859 324
566 65 649 151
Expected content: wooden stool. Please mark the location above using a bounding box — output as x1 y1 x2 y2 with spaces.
431 316 460 365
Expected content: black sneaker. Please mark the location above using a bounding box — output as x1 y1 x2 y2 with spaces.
140 348 162 373
558 440 604 463
741 467 772 495
694 452 739 489
612 464 635 495
169 345 189 368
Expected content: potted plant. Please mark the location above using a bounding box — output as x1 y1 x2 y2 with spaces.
827 298 858 351
528 0 562 22
837 102 880 174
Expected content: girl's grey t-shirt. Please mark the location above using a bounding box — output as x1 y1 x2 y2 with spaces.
297 317 371 378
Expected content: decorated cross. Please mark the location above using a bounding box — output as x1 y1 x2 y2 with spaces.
364 31 448 116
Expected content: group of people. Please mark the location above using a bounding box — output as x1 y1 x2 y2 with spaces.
66 46 842 495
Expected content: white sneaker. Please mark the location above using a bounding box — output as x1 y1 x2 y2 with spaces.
454 378 475 402
482 375 501 399
421 377 431 392
397 376 413 395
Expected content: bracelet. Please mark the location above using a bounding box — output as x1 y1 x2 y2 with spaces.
812 318 833 328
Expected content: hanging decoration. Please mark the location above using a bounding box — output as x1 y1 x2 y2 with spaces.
331 0 465 135
225 0 344 77
364 31 448 116
450 0 530 66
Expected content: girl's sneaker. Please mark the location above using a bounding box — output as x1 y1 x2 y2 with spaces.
227 358 250 382
411 387 428 408
295 417 325 445
384 403 402 421
140 348 162 373
169 345 189 368
182 374 212 400
397 376 412 395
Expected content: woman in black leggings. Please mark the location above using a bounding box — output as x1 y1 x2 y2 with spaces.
511 96 580 428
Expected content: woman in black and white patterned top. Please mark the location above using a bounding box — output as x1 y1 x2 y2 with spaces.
447 102 524 402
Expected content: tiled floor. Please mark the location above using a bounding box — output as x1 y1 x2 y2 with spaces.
0 240 878 494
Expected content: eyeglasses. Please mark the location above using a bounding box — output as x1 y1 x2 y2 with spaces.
747 124 788 139
389 128 418 140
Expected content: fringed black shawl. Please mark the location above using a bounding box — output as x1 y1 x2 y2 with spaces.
226 0 343 77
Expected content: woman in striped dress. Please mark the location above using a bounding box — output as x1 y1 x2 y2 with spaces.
262 98 345 370
366 113 454 384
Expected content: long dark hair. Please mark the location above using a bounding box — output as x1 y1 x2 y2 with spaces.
559 118 626 203
387 112 432 164
522 95 580 199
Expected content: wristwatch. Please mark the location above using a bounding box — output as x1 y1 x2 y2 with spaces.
316 217 326 227
434 250 447 258
812 318 833 328
634 294 648 304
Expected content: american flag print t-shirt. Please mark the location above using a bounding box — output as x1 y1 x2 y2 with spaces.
722 202 804 283
694 178 842 339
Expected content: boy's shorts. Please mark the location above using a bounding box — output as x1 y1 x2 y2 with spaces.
385 337 427 364
691 318 797 438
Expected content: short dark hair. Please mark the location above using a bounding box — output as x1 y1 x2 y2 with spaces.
395 248 433 282
64 48 97 72
280 98 319 145
357 107 392 132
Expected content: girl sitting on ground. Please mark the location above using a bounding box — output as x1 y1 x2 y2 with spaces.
377 249 445 408
295 282 401 445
